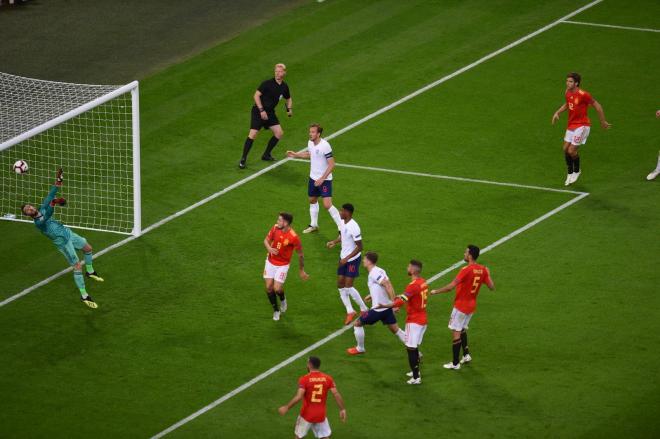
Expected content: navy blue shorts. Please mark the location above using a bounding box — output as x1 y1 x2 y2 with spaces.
359 308 397 326
337 256 361 278
308 178 333 198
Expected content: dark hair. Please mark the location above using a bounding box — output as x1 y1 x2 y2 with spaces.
279 212 293 225
567 72 581 86
309 123 323 135
365 251 378 264
467 245 480 261
341 203 354 214
409 259 423 272
308 356 321 369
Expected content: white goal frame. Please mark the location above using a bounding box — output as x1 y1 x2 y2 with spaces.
0 80 142 236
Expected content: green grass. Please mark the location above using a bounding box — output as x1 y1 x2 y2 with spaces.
1 0 660 438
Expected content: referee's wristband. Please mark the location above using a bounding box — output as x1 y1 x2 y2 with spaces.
258 107 264 112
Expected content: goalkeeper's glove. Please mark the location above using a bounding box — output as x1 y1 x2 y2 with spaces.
55 167 64 186
50 197 67 207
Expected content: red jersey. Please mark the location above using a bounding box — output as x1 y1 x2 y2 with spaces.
266 225 301 266
565 88 594 130
298 371 335 423
453 263 491 314
401 277 428 325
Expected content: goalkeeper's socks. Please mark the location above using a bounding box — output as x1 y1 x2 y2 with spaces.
241 137 254 160
267 292 279 312
263 136 279 157
564 153 573 174
84 252 94 274
573 155 580 173
73 270 87 296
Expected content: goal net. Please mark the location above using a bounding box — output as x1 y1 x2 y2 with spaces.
0 72 141 236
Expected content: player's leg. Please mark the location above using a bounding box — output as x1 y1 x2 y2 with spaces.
320 185 341 228
311 419 331 439
562 138 574 186
274 280 287 313
74 234 103 281
387 318 407 344
336 275 355 324
239 110 261 167
344 271 368 314
460 329 472 364
263 260 280 320
347 315 367 354
304 194 320 233
568 143 581 183
294 415 311 439
648 150 660 180
263 123 283 161
58 240 97 308
444 308 466 369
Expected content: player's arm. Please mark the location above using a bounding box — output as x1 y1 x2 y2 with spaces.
326 232 341 249
286 150 310 159
253 89 268 120
296 245 309 280
315 157 335 186
590 99 611 129
485 267 495 291
380 278 396 301
552 103 567 125
264 235 278 255
285 97 293 117
430 279 458 295
40 168 65 218
330 387 347 423
277 388 305 416
339 239 362 265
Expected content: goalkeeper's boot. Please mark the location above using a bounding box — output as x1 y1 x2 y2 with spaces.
81 295 98 309
85 271 104 282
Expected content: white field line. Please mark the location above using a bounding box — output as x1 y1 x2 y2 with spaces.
149 191 589 439
1 0 603 308
562 20 660 33
292 159 588 195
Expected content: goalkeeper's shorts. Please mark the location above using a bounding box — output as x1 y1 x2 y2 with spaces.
57 231 88 265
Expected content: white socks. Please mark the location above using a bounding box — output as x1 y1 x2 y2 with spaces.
395 328 406 344
354 326 365 352
348 287 368 312
309 202 319 227
328 205 342 228
339 288 354 313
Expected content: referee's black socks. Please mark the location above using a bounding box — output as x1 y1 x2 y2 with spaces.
242 137 254 160
263 136 279 157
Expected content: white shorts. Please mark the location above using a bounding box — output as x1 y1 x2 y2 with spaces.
448 307 472 331
564 125 590 146
404 323 427 348
294 416 331 438
263 259 289 284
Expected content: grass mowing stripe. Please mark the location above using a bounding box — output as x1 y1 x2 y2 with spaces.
562 20 660 33
1 0 603 308
149 191 589 438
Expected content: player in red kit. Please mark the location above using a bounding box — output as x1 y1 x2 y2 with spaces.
278 356 347 439
431 245 495 370
264 212 309 321
378 259 428 385
552 72 611 186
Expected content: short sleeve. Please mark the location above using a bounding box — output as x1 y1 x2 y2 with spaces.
584 91 594 104
321 141 333 158
298 376 306 389
266 226 276 241
351 223 362 241
257 80 269 94
282 83 291 99
483 267 491 283
454 267 469 284
376 268 388 284
327 376 335 389
404 283 418 298
294 235 302 251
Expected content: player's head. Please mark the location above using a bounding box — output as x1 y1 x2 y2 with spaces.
21 204 38 218
274 63 287 80
566 72 581 90
340 203 354 220
464 245 480 262
307 356 321 372
277 212 293 229
363 251 378 268
407 259 423 276
308 123 323 141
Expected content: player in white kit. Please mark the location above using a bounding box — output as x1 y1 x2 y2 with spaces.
326 204 368 325
347 251 407 355
286 124 342 233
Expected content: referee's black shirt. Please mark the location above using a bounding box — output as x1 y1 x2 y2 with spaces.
254 78 290 112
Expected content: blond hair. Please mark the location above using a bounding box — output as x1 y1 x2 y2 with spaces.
275 63 287 71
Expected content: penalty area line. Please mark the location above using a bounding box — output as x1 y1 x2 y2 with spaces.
1 0 602 307
148 191 589 438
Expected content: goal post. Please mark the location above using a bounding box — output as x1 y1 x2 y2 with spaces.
0 72 141 236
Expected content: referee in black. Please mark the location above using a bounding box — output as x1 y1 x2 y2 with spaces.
239 63 292 169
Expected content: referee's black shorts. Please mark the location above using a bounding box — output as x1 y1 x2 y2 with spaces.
250 106 280 130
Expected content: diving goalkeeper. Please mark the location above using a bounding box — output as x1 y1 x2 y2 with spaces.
21 168 103 309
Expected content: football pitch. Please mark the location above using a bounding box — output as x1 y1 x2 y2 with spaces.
1 0 659 437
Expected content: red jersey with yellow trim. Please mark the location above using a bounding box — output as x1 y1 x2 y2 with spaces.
266 225 301 266
565 88 594 130
298 371 335 423
453 263 491 314
400 277 428 325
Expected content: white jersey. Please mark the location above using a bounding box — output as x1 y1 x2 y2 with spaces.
340 219 361 261
367 266 392 311
307 138 333 181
